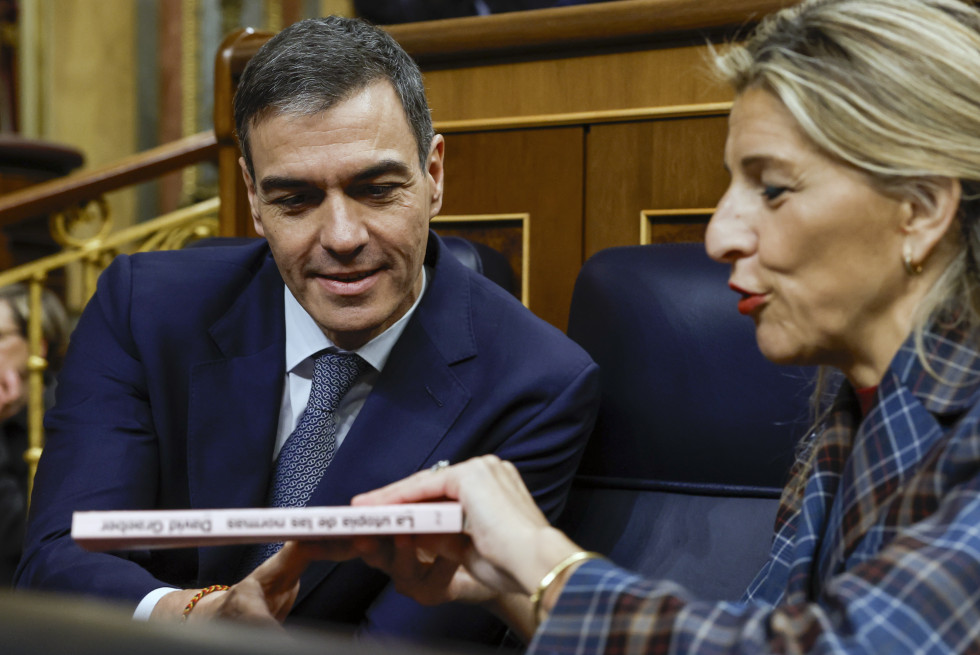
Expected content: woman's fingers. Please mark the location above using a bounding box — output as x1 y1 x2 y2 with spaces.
346 456 561 605
386 535 496 605
352 536 396 572
355 456 550 576
416 533 468 564
352 465 460 505
459 542 527 595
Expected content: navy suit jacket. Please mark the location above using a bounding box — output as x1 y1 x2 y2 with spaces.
16 233 599 645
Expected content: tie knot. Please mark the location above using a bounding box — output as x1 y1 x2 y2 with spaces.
311 351 368 413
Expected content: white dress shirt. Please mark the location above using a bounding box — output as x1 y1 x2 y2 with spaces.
277 267 427 454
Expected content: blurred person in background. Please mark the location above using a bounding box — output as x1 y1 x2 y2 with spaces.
0 284 67 586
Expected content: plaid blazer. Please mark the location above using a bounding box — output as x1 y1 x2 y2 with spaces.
532 321 980 654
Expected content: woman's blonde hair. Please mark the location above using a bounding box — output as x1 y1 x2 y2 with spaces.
716 0 980 398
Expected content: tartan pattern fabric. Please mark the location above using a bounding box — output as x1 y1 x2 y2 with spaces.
531 321 980 654
242 350 366 572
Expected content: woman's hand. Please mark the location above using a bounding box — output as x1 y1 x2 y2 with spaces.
351 455 581 602
298 532 496 606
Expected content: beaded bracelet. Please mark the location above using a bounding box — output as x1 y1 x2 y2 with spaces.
181 584 230 622
529 551 603 626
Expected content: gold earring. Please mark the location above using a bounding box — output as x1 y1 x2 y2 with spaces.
903 240 923 276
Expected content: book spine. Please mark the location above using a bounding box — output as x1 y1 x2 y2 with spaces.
71 503 462 551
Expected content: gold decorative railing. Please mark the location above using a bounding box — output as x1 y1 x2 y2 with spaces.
0 130 218 498
0 131 217 225
0 196 220 499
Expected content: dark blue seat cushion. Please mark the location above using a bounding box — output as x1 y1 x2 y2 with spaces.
559 243 814 598
441 236 515 295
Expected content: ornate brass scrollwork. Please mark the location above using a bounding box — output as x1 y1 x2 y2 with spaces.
49 196 113 249
0 196 221 496
138 216 219 252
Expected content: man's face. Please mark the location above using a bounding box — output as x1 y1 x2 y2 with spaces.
242 81 444 350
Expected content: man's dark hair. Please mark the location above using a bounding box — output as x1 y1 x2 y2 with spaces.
234 16 434 179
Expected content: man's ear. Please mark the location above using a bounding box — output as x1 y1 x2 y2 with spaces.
426 134 445 219
903 178 962 268
239 156 266 237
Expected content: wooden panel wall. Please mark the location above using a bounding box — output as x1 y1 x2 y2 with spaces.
424 46 730 125
215 0 792 329
585 116 730 256
440 128 584 329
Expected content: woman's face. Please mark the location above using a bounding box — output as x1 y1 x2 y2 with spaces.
0 299 29 420
705 88 915 385
0 300 27 372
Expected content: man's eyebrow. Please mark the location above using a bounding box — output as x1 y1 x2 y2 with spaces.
258 176 311 194
257 160 413 194
351 159 413 182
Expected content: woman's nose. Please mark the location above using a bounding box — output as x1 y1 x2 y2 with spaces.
705 187 756 264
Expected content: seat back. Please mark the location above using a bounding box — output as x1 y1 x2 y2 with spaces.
440 236 516 295
559 243 813 599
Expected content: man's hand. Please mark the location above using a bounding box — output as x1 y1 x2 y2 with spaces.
151 541 311 625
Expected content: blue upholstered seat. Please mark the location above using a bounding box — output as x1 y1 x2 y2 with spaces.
440 236 516 295
559 243 813 600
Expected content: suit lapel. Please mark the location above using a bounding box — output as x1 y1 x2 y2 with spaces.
811 326 980 588
294 232 476 604
186 247 286 582
307 321 472 505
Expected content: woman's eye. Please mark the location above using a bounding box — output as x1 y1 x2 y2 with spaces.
761 185 788 201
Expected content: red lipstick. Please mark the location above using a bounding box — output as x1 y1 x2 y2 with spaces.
737 295 767 315
729 283 767 315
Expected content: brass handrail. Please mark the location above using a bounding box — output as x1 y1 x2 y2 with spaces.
0 131 217 226
0 197 220 288
0 196 220 499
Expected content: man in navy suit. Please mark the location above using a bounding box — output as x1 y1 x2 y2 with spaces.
15 16 599 646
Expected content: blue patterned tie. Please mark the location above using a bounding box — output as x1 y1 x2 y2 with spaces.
241 350 367 573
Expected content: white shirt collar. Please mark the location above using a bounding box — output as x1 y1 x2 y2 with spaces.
284 266 430 373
